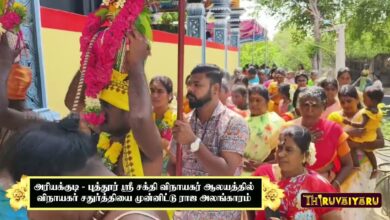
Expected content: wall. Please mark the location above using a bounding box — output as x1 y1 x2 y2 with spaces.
40 7 238 116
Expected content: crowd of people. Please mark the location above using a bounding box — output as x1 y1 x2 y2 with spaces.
0 23 387 220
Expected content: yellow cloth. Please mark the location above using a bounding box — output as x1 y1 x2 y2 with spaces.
267 100 275 112
97 131 144 176
349 108 383 143
99 70 129 111
268 81 281 113
98 70 144 176
327 111 344 125
122 131 144 176
328 110 363 128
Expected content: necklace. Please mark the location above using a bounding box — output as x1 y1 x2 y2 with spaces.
153 108 176 140
97 132 123 171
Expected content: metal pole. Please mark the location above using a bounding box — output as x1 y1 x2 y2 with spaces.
224 23 228 71
176 0 186 176
201 16 206 64
251 20 254 64
265 30 268 66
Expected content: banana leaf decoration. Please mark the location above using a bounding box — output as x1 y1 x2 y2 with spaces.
135 8 153 41
0 0 4 15
94 6 152 41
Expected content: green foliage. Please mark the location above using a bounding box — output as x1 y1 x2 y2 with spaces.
256 0 352 34
0 0 4 15
380 107 390 141
346 30 390 59
347 0 390 42
158 12 178 25
252 0 390 61
341 0 390 59
240 41 279 67
94 7 153 41
11 2 27 22
240 27 314 70
135 8 153 41
95 8 108 21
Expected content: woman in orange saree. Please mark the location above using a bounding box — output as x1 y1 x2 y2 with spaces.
287 86 353 191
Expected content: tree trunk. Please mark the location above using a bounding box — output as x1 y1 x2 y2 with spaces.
309 0 322 72
313 17 321 72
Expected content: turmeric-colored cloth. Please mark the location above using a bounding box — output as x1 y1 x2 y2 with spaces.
7 64 32 100
327 110 362 127
327 111 378 219
99 70 129 111
97 70 144 177
349 108 383 143
268 81 281 113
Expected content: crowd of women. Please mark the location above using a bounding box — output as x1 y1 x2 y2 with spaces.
0 31 387 219
163 64 385 220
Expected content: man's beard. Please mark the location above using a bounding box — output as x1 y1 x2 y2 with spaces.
187 89 212 109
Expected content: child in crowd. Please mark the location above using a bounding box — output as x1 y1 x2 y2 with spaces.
359 64 370 92
231 84 249 111
343 81 384 178
278 83 294 116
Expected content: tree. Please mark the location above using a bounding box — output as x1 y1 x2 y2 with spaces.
255 0 352 70
346 0 390 42
344 1 390 59
240 27 316 71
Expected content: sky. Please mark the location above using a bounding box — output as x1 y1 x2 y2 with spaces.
240 0 280 40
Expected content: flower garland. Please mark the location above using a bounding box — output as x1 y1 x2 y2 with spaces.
306 142 317 166
97 132 123 171
153 108 176 140
96 131 144 176
0 1 27 46
80 0 144 125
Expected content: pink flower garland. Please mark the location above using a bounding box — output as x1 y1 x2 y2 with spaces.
0 12 21 30
80 0 144 125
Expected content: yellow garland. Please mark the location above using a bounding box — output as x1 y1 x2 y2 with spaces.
152 108 176 128
163 108 175 128
104 142 123 164
97 131 143 176
97 132 111 150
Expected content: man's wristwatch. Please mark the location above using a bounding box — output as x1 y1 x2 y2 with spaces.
190 137 201 153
